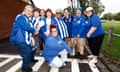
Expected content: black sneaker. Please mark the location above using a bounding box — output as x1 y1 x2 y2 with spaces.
22 67 32 72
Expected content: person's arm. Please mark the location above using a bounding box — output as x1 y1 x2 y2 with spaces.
17 16 35 33
46 38 64 51
87 27 97 38
87 15 101 38
60 40 73 54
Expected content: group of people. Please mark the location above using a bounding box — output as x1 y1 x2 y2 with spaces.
10 4 105 72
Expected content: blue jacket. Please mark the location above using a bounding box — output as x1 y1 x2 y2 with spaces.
39 17 56 40
44 35 73 63
86 14 105 38
63 15 73 37
72 15 87 38
10 14 35 45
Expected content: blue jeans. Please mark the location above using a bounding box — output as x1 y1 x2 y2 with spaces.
13 42 33 69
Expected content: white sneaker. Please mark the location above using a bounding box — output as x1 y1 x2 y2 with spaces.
87 55 94 58
89 58 98 64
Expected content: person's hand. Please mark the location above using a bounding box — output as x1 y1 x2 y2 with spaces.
31 37 35 46
87 33 91 38
38 20 45 28
34 31 39 35
70 53 75 56
36 20 45 31
77 34 80 38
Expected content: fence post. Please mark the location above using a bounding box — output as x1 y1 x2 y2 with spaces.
107 27 114 47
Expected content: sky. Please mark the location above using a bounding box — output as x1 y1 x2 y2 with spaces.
33 0 69 13
100 0 120 14
33 0 120 14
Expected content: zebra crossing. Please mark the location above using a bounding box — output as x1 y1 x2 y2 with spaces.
0 54 100 72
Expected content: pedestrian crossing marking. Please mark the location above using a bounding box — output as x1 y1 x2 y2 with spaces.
32 57 44 72
71 59 80 72
6 61 22 72
88 63 100 72
0 54 100 72
0 57 15 67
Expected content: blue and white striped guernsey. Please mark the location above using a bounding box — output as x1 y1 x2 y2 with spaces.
54 17 69 39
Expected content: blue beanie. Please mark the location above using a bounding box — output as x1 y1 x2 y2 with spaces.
76 7 82 12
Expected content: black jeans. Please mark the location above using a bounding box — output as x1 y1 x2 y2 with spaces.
87 34 105 56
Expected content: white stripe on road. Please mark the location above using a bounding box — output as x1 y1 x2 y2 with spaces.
0 57 15 67
71 59 80 72
77 59 89 63
32 57 45 72
88 63 100 72
6 61 22 72
0 54 21 58
0 54 100 72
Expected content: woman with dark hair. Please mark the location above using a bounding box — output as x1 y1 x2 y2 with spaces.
38 9 46 56
63 8 73 38
44 8 55 35
85 7 105 63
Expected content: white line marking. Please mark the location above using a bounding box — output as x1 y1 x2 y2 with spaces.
32 57 45 72
77 59 89 63
50 67 59 72
6 61 22 72
0 54 21 58
0 54 100 72
88 63 100 72
0 57 15 67
71 59 80 72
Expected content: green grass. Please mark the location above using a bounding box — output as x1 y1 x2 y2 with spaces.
102 21 120 34
102 21 120 61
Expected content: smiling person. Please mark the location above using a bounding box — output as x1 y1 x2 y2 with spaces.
54 8 69 40
44 24 73 72
71 7 87 57
10 5 44 72
85 7 105 64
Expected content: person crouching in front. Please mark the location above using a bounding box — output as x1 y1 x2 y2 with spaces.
43 24 74 72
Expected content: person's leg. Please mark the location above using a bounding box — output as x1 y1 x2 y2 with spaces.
78 38 87 55
49 56 63 68
31 47 38 62
14 43 32 71
59 49 68 63
87 34 104 63
38 36 44 56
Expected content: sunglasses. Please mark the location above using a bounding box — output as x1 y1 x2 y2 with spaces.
56 12 61 14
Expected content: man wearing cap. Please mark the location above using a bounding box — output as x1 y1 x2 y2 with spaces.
54 8 69 40
85 7 105 64
71 7 87 57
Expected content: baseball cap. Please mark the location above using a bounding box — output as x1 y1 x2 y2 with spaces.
85 7 93 12
76 7 82 12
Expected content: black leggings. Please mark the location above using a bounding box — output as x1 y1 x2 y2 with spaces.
87 34 105 56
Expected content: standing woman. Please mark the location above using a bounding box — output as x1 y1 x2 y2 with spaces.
63 8 73 38
85 7 105 63
39 9 46 56
45 8 55 35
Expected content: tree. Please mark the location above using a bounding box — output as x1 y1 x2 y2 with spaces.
87 0 105 15
113 12 120 21
77 0 105 15
102 13 113 20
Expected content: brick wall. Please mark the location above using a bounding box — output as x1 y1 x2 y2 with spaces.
0 0 27 39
